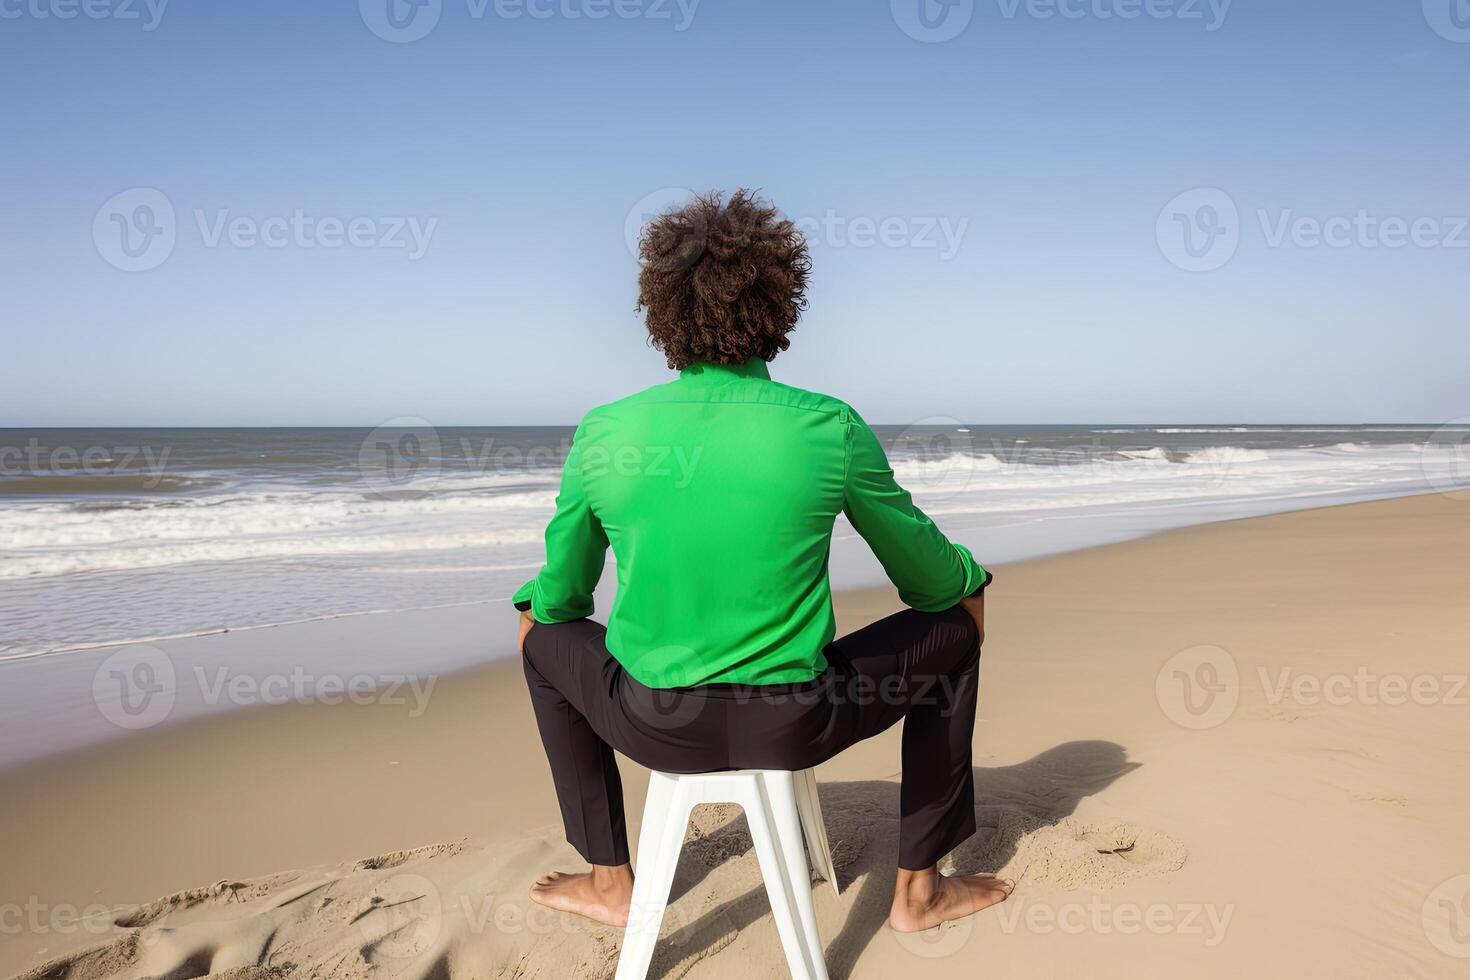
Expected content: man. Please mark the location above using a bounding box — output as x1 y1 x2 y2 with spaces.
515 189 1010 934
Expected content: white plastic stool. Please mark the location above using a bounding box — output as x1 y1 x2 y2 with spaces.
614 768 838 980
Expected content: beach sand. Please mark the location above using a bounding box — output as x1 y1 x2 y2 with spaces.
3 493 1468 978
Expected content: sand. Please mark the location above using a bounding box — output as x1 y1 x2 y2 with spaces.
2 493 1468 978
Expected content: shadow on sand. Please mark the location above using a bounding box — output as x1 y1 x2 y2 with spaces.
648 740 1138 979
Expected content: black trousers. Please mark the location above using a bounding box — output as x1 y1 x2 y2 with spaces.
520 606 981 871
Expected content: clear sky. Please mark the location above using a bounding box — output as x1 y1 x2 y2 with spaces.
2 0 1466 426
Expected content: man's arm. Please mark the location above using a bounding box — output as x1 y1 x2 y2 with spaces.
512 423 609 633
842 411 991 615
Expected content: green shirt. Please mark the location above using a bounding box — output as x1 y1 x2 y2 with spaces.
513 358 989 687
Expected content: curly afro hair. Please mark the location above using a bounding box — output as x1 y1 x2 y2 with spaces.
636 189 811 371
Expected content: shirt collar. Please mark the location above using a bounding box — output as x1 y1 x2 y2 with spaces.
678 358 772 383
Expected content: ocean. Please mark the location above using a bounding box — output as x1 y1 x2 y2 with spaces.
2 424 1466 664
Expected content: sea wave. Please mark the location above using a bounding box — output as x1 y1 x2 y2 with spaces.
0 473 220 495
0 528 544 579
2 441 1459 583
0 487 558 550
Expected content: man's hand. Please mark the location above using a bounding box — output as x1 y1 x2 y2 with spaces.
518 609 537 655
959 592 985 648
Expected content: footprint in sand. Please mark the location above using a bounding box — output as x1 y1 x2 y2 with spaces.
952 810 1187 889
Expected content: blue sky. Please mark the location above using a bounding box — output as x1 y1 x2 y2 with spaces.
2 0 1466 426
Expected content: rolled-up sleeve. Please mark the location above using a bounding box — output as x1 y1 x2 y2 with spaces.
841 411 989 611
512 423 609 622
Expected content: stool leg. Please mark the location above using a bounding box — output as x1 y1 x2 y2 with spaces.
794 768 840 899
615 772 687 980
746 772 829 980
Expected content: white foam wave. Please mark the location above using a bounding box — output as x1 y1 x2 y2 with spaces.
0 528 544 579
0 487 557 550
1184 446 1270 465
3 442 1463 583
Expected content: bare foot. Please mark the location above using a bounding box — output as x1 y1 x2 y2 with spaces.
528 864 634 927
888 867 1015 933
